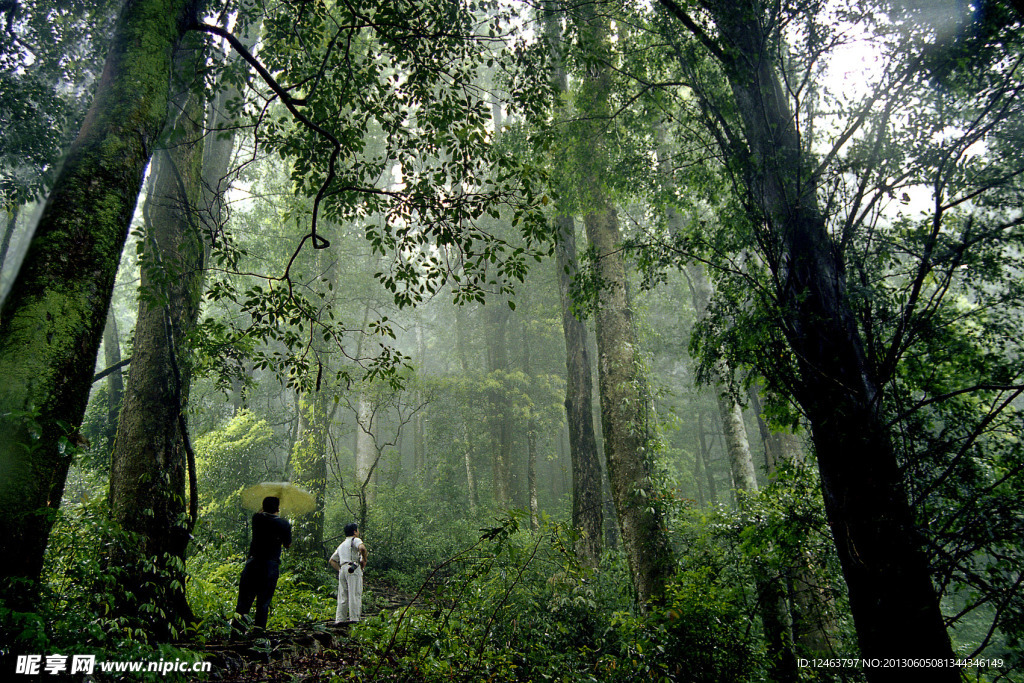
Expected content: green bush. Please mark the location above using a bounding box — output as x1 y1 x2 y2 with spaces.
337 513 760 683
0 496 209 682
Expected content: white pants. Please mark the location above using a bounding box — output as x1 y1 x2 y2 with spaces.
335 565 362 623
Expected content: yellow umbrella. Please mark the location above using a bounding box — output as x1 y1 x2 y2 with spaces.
240 482 316 517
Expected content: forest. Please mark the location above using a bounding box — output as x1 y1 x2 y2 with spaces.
1 0 1023 681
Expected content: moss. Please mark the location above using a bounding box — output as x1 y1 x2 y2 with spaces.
0 0 197 601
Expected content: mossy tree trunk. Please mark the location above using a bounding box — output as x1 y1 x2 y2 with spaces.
0 0 198 612
108 37 207 636
294 387 330 556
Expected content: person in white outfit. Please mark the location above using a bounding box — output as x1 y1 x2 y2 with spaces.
329 522 368 623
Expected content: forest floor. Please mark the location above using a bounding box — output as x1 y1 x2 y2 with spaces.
192 586 416 682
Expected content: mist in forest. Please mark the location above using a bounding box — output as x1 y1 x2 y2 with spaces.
1 0 1022 681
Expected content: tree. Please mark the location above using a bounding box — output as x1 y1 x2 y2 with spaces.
570 2 676 607
101 309 125 449
107 33 208 635
654 0 1024 671
0 0 199 613
543 0 604 568
0 0 119 210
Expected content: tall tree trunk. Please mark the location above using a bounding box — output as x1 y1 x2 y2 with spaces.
543 0 604 567
203 10 259 420
102 308 124 449
691 432 706 507
454 302 471 373
574 5 675 607
108 37 207 634
717 386 798 682
0 0 197 613
413 310 426 476
667 0 957 672
354 392 376 503
348 298 376 518
686 255 799 681
294 384 330 556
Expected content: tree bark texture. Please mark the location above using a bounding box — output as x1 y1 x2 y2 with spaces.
294 249 338 555
556 217 605 566
672 0 957 672
585 207 675 607
108 40 206 632
294 386 330 555
0 0 198 611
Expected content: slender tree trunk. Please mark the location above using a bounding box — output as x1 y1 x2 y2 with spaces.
102 308 124 449
294 249 338 555
697 409 718 504
748 385 836 658
692 434 706 507
108 37 206 633
717 387 798 682
686 254 799 681
294 384 329 556
454 302 471 373
413 310 426 475
351 299 376 505
0 0 198 612
543 0 604 567
669 0 957 672
203 12 259 419
354 392 376 503
522 319 540 532
463 423 478 515
486 301 512 506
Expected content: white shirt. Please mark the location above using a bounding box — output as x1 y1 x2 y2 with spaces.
331 536 363 568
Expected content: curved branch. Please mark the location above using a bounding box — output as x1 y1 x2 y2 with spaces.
191 21 336 260
657 0 728 64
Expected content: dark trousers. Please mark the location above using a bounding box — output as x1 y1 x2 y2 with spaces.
235 558 280 630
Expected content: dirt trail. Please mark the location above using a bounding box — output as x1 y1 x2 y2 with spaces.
191 587 416 682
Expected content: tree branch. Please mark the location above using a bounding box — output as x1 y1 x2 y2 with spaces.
657 0 728 64
93 357 132 383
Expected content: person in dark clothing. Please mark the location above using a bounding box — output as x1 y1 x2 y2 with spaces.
234 496 292 633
